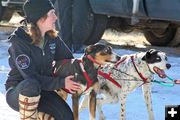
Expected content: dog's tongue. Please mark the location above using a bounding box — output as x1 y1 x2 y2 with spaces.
153 67 167 78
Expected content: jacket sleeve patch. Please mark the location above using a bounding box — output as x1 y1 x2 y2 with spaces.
16 54 30 69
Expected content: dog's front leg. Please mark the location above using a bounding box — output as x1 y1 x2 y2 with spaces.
79 94 89 112
72 94 80 120
89 90 96 120
96 92 119 120
142 83 154 120
97 102 105 120
119 93 127 120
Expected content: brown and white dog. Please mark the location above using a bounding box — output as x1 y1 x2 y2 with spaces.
79 49 171 120
53 43 120 120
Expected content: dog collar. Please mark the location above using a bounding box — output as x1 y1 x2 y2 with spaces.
86 55 102 66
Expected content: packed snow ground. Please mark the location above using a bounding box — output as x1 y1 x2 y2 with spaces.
0 41 180 120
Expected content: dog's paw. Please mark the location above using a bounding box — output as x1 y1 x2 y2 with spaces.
99 115 106 120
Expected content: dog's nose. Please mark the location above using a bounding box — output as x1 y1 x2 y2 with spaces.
166 64 171 69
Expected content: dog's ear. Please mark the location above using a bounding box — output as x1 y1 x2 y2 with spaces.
142 52 149 61
142 49 159 61
149 49 156 54
85 45 94 55
142 49 154 61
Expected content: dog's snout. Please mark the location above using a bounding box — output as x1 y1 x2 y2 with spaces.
166 64 171 69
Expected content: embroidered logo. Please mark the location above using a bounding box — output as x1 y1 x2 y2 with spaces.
16 54 30 69
49 43 56 54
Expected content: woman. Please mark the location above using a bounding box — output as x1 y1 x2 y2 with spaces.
5 0 81 119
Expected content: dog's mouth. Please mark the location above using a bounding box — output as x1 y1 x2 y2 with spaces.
153 66 167 78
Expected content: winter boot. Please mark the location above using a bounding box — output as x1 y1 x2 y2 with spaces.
38 112 55 120
19 94 40 120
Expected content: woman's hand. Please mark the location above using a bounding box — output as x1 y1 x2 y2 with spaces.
64 75 81 94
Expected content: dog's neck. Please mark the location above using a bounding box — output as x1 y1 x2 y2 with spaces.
85 55 102 68
82 55 101 78
133 53 154 79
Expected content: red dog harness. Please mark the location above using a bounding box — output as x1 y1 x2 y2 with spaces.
98 70 122 88
98 55 149 89
77 59 93 92
53 55 102 93
97 57 129 89
131 56 148 83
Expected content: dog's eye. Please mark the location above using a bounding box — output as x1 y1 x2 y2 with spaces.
103 49 112 54
156 57 160 60
156 57 162 61
103 49 108 53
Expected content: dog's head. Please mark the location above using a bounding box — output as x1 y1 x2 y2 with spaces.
84 43 120 65
142 49 171 78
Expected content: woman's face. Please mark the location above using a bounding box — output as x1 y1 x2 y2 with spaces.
38 9 57 33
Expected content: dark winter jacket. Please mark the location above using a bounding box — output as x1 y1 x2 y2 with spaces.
5 27 73 91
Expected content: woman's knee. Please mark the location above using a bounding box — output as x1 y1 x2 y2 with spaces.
6 79 41 111
38 91 74 120
19 79 41 96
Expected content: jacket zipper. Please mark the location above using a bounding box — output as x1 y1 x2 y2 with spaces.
42 37 48 56
40 37 48 74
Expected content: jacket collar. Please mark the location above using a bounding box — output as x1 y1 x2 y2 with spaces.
8 26 32 44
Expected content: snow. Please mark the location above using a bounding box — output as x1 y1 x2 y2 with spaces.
0 41 180 120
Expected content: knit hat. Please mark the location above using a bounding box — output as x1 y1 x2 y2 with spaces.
23 0 55 23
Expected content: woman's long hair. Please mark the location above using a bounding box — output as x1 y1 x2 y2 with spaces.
28 14 58 45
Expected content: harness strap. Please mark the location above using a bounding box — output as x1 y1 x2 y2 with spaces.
114 57 127 68
131 56 147 83
53 59 69 76
52 59 74 93
62 59 94 94
98 70 122 88
54 55 101 93
86 55 101 66
77 59 93 92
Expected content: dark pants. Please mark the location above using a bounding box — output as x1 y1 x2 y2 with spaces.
6 79 74 120
58 0 87 50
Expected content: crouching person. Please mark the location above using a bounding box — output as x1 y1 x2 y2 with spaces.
5 0 81 119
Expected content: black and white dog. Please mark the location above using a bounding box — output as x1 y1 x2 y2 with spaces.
79 49 171 120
